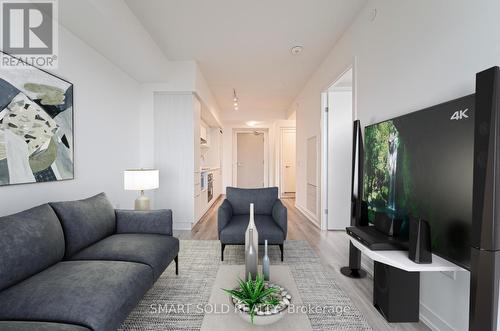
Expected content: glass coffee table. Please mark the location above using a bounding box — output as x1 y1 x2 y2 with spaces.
200 265 312 331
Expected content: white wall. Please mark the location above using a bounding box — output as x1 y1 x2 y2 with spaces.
195 66 223 126
289 1 500 329
0 26 141 216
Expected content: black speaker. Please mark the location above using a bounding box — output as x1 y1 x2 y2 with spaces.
373 212 403 237
472 66 500 250
373 261 420 322
408 217 432 264
341 120 367 279
351 120 368 226
470 66 500 331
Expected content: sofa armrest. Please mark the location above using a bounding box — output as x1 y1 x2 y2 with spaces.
218 199 233 238
116 209 173 236
272 200 287 239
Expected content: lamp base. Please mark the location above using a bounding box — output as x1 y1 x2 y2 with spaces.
135 192 151 211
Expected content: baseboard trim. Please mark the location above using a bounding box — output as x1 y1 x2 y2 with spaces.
419 302 457 331
295 203 321 229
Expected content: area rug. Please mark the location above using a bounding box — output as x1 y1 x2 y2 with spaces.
119 240 372 331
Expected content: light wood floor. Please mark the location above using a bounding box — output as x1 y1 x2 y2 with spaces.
175 196 429 331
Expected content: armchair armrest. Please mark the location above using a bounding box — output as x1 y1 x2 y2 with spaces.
272 200 287 238
218 199 233 238
116 209 173 236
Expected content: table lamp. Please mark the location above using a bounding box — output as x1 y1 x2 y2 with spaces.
124 169 159 210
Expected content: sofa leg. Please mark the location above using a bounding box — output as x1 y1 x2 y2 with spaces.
221 243 226 261
279 244 284 261
174 255 179 275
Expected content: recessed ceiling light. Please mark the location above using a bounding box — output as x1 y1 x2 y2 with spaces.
290 45 303 55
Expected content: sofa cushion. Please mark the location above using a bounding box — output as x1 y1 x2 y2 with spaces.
0 260 153 331
70 234 179 280
226 187 278 215
116 209 173 236
50 193 116 258
0 204 64 291
0 321 91 331
219 214 285 244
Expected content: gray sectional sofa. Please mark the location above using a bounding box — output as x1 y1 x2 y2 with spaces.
0 193 179 331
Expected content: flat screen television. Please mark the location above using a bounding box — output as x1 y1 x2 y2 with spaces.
362 94 475 269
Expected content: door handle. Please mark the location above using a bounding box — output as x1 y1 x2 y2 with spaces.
285 165 291 168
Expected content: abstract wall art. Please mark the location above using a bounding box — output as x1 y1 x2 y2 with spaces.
0 52 73 186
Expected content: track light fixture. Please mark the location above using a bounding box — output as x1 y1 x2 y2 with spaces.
233 89 239 111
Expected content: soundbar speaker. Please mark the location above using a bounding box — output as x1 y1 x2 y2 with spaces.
374 212 403 237
408 217 432 264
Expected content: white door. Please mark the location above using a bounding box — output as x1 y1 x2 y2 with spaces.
326 69 354 230
282 130 296 193
237 132 264 188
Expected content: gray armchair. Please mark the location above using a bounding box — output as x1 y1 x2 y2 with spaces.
218 187 287 261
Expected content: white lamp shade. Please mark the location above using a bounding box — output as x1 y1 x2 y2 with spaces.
124 169 159 191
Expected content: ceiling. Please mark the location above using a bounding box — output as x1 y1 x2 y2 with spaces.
125 0 367 121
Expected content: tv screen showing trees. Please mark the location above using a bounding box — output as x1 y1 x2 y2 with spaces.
363 95 475 269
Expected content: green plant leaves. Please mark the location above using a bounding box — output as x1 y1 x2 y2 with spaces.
222 273 279 324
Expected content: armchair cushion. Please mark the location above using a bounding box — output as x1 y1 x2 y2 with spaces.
116 209 173 236
49 193 116 258
217 199 233 237
272 200 287 238
219 214 285 245
70 234 179 280
226 187 278 215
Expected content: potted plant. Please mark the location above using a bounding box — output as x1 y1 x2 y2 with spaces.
223 273 292 325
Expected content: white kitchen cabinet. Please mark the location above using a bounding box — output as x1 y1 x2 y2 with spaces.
154 92 202 230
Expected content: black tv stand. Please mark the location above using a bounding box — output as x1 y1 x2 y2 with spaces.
348 236 466 323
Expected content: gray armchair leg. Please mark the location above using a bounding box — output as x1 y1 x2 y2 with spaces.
221 243 226 261
279 244 284 261
174 255 178 275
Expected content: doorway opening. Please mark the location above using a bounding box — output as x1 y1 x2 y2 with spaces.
233 130 268 188
321 67 355 230
279 128 296 199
